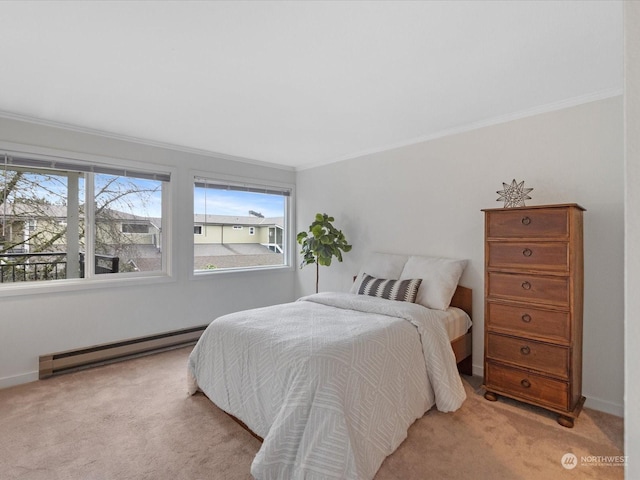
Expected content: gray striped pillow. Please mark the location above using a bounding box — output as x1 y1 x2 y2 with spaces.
357 273 422 303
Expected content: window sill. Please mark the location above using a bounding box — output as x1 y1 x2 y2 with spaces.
0 272 175 298
191 264 294 279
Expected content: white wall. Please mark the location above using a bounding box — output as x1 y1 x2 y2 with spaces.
296 96 624 416
625 1 639 477
0 116 297 388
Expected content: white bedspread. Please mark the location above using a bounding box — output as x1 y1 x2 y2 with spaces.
187 292 466 480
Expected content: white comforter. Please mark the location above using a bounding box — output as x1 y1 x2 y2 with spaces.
187 292 466 480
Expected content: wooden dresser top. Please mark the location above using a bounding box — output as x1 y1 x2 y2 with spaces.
482 203 586 212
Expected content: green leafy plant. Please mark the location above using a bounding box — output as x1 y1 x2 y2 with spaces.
297 213 352 293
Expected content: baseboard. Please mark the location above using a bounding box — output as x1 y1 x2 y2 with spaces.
39 325 207 379
0 371 39 390
584 395 624 417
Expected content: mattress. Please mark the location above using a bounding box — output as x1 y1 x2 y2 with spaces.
444 306 473 341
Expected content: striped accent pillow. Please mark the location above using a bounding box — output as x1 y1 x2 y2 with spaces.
357 273 422 303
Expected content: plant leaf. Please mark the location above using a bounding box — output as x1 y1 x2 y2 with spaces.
296 213 352 287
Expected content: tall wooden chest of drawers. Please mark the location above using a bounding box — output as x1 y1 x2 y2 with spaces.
482 204 585 428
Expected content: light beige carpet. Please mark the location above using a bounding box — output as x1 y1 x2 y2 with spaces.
0 347 623 480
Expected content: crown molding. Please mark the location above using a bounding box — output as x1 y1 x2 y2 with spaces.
296 88 624 172
0 87 622 174
0 110 295 172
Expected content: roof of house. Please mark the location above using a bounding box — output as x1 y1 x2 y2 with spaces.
2 203 68 219
194 244 279 256
130 243 283 271
193 243 283 270
4 204 282 228
194 214 284 228
2 203 150 221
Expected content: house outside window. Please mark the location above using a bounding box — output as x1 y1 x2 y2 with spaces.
193 176 291 272
122 223 150 234
1 152 170 285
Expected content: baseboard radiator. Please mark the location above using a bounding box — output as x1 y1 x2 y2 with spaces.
39 325 207 379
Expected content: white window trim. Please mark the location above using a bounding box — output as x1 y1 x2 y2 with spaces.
190 170 295 278
0 141 176 297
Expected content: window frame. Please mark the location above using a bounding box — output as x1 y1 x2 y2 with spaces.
0 143 175 297
191 171 295 277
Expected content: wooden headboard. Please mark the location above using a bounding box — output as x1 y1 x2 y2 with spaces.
450 285 472 318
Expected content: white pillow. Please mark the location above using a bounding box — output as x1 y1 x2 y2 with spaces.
350 252 409 293
399 255 467 310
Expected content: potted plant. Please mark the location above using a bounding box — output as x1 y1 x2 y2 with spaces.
297 213 352 293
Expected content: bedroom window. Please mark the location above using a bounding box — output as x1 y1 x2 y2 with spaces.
1 152 170 286
193 177 291 272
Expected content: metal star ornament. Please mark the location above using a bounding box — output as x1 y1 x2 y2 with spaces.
496 179 533 208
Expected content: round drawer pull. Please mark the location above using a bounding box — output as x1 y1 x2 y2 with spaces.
522 248 533 257
520 346 531 355
521 216 531 225
520 379 531 388
521 281 532 290
521 313 532 323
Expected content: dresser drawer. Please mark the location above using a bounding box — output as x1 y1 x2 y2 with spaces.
485 362 569 411
486 333 569 378
486 208 568 239
487 242 569 272
487 302 571 344
487 272 569 306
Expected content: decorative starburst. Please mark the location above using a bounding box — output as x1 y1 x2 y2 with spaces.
496 179 533 208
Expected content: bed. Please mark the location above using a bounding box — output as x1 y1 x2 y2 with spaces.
188 253 472 480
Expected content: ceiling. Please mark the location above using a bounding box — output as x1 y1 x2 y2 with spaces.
0 1 623 170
